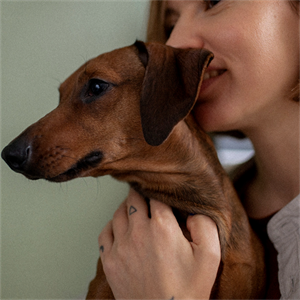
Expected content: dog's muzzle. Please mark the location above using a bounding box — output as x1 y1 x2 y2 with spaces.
1 135 103 182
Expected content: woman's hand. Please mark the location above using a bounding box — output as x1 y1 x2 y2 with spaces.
98 188 221 299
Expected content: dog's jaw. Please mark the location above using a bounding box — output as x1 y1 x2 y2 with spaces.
47 151 104 182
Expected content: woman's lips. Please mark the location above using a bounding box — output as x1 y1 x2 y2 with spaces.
203 69 226 80
200 68 227 94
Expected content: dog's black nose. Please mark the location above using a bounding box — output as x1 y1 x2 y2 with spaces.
1 138 31 173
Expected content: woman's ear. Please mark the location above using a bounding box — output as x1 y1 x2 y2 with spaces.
135 41 213 146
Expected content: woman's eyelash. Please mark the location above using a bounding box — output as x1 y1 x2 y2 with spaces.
164 0 222 38
205 0 222 10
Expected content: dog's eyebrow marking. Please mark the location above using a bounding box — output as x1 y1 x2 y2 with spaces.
83 61 89 76
129 206 137 215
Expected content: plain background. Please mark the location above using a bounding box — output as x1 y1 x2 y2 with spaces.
1 1 149 299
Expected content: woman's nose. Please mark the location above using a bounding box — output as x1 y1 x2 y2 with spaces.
166 18 204 49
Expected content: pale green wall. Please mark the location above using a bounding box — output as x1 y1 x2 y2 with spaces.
1 1 149 299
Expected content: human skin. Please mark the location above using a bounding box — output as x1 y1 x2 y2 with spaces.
98 1 299 298
99 189 221 299
164 0 299 135
165 0 300 218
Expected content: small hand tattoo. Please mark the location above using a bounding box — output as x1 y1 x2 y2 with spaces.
129 205 137 215
99 245 104 253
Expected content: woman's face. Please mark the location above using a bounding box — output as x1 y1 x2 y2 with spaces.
165 0 299 133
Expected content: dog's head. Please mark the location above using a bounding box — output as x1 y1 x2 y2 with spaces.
1 41 213 182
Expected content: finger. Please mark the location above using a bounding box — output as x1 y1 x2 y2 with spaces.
112 200 128 239
126 188 150 229
149 199 182 234
187 214 221 261
98 220 114 258
112 189 149 239
150 199 176 221
126 188 149 216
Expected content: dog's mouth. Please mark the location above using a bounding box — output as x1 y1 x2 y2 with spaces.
48 151 104 182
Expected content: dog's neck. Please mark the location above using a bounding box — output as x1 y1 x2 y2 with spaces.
112 115 238 249
110 114 256 256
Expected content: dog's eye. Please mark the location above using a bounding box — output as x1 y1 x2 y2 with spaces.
87 79 109 97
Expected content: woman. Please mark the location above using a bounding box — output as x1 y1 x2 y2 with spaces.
98 0 299 298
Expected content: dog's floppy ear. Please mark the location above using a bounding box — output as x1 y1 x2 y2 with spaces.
135 41 213 146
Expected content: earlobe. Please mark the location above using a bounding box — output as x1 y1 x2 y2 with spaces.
139 43 213 147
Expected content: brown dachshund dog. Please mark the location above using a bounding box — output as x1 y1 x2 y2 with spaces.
2 41 265 299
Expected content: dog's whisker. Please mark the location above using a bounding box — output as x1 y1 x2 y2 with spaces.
80 54 89 65
61 154 78 162
1 42 266 299
82 178 89 188
85 178 102 202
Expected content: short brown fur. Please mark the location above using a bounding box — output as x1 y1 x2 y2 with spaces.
2 42 266 299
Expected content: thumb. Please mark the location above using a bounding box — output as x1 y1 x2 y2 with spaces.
186 214 221 264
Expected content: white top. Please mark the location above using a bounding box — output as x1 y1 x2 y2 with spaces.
267 195 300 299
